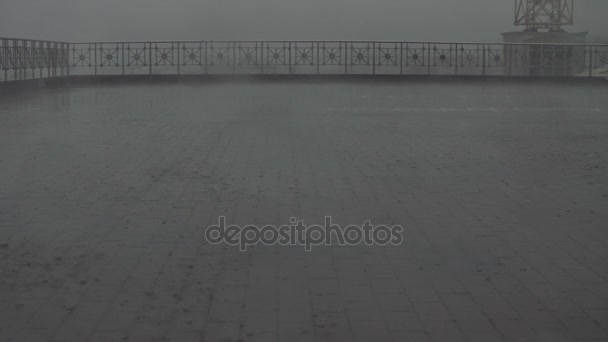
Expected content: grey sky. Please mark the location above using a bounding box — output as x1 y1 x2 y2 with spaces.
1 0 607 42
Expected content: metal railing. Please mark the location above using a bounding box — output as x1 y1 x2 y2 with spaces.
2 39 608 82
0 38 70 82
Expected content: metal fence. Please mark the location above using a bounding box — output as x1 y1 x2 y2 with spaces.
2 39 608 82
0 38 70 82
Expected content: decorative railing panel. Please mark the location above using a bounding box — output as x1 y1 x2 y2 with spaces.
2 39 608 82
0 38 69 82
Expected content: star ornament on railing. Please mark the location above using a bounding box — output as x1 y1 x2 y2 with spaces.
239 47 257 65
351 48 369 65
323 47 341 65
182 46 201 65
295 46 314 65
406 48 425 66
215 50 228 65
100 46 119 67
209 46 231 66
433 46 452 66
73 47 92 67
460 47 478 67
378 47 397 66
488 49 504 67
155 48 174 66
266 47 286 65
128 47 147 66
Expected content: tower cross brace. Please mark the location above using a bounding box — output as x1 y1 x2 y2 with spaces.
515 0 574 32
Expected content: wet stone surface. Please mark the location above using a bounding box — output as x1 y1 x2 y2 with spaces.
0 80 607 341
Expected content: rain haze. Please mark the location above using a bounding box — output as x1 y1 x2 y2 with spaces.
1 1 608 342
1 0 608 41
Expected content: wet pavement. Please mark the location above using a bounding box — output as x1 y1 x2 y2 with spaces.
1 80 607 341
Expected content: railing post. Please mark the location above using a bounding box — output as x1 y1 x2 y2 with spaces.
9 39 13 81
149 42 153 75
57 43 63 76
482 44 487 76
3 39 6 81
43 42 53 78
427 43 431 76
31 40 35 79
8 39 11 80
45 41 49 79
35 41 39 79
539 44 544 77
233 42 237 75
39 41 43 79
56 42 60 77
0 39 8 81
455 44 458 76
508 44 513 76
21 40 25 80
55 42 59 77
177 42 180 76
588 45 593 78
51 41 55 78
372 42 376 75
120 43 124 76
49 42 52 78
19 40 23 80
63 42 66 77
54 42 58 78
66 43 71 77
316 41 320 75
9 39 13 80
288 41 292 75
553 45 557 76
94 43 98 76
56 42 59 77
26 41 32 78
562 45 566 76
43 41 46 79
48 42 51 79
8 39 11 81
345 41 348 75
26 40 30 79
13 40 18 80
261 42 264 74
31 41 35 79
204 41 208 75
30 41 34 79
15 40 19 80
400 42 404 76
29 41 32 80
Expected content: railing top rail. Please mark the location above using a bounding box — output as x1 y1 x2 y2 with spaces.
67 39 608 47
0 37 69 44
2 36 606 47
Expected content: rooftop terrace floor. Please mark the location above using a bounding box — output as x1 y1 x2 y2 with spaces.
1 80 607 341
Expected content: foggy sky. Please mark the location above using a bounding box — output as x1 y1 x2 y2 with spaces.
1 0 607 42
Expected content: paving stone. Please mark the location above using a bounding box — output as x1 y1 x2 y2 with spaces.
1 81 607 341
